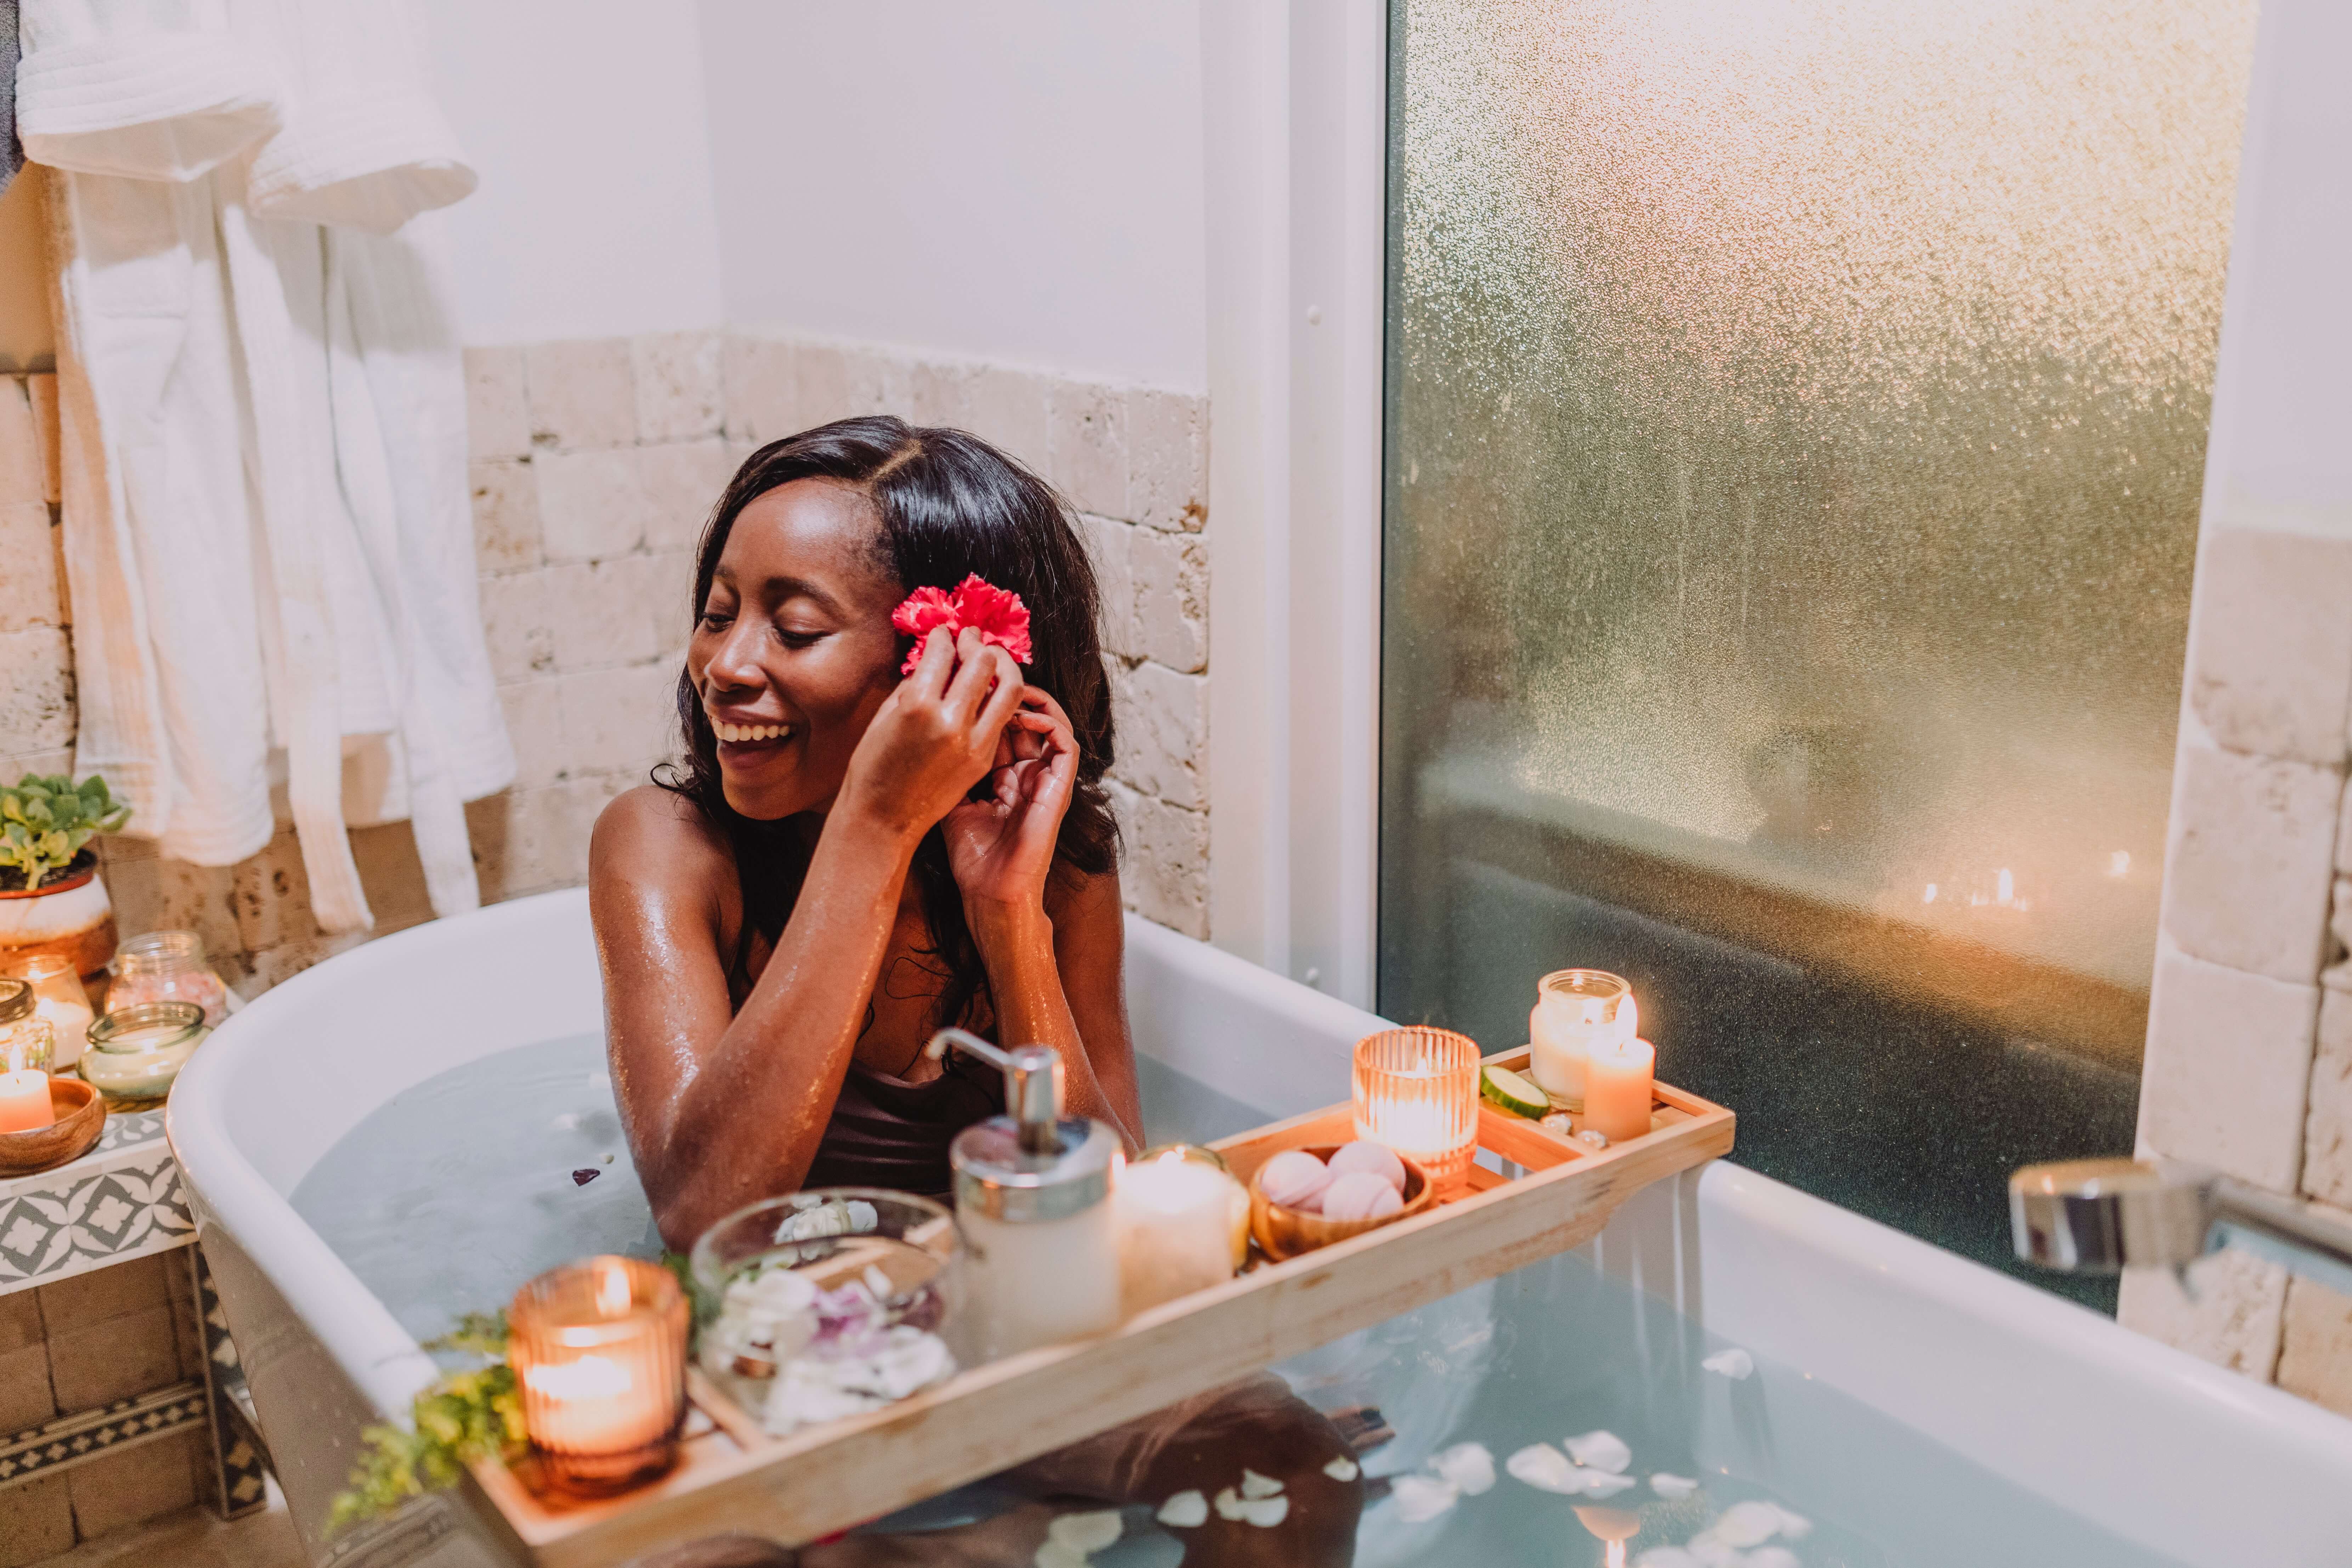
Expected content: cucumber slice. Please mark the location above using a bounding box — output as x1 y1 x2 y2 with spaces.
1480 1064 1549 1119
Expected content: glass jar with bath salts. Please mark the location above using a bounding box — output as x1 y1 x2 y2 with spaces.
83 1001 207 1104
108 931 231 1025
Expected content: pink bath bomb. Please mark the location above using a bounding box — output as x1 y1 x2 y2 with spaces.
1258 1149 1333 1211
1319 1170 1405 1222
1326 1140 1408 1194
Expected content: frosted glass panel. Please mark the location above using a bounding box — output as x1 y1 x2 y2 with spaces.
1381 0 2254 1295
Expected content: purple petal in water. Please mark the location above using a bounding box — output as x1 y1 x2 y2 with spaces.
571 1168 599 1186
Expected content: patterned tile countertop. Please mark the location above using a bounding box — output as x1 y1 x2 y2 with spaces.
0 1110 196 1295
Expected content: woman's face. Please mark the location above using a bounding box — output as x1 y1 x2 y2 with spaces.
689 479 904 820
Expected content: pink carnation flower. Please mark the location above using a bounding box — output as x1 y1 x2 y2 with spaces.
892 574 1035 676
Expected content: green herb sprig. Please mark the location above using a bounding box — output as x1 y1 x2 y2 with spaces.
0 774 129 890
326 1313 526 1535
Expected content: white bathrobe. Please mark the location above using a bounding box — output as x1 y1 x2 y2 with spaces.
17 0 510 931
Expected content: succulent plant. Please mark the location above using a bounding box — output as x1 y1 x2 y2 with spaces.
0 774 130 890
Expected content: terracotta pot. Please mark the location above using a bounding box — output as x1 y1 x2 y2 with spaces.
0 854 118 978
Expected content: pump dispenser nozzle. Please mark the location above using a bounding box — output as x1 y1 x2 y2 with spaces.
927 1028 1064 1155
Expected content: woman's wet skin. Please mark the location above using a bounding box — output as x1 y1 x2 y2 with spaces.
591 476 1140 1251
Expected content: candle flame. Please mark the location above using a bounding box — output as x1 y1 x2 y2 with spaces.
1607 1543 1626 1568
1616 992 1639 1044
595 1262 631 1318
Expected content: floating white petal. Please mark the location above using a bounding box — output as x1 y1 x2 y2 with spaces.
1564 1430 1632 1473
1240 1468 1285 1499
1700 1347 1755 1380
1157 1490 1209 1529
1707 1500 1786 1548
1505 1443 1581 1493
1323 1456 1361 1482
1033 1544 1087 1568
1574 1467 1639 1497
1046 1510 1123 1553
1213 1487 1246 1521
1240 1495 1291 1528
1649 1473 1700 1499
1770 1504 1812 1540
1391 1473 1461 1522
1431 1442 1497 1495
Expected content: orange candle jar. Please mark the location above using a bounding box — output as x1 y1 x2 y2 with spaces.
1352 1026 1479 1185
508 1256 689 1495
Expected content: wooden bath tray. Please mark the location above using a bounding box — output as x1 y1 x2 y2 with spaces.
468 1052 1733 1566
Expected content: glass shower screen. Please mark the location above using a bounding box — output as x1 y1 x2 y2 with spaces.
1379 0 2255 1299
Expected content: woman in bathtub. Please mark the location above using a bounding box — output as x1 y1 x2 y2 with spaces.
589 417 1361 1567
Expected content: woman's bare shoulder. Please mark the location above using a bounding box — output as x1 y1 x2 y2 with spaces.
591 785 732 901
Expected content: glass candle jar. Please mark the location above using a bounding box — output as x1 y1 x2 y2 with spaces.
1528 970 1634 1112
509 1255 690 1495
109 931 230 1026
0 981 55 1133
83 1002 206 1102
1353 1026 1480 1185
6 953 95 1069
1117 1144 1250 1316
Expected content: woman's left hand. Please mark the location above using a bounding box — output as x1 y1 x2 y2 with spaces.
942 686 1080 913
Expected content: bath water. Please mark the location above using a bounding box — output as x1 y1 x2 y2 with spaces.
290 1035 2187 1568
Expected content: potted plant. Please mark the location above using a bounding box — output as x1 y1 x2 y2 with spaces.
0 775 130 978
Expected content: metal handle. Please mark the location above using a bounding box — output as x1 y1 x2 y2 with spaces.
927 1028 1063 1154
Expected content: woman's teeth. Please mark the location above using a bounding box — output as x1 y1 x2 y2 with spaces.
712 721 791 744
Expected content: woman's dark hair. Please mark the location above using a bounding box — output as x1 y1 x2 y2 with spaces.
656 415 1118 1035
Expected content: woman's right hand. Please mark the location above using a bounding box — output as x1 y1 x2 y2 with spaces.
838 625 1027 842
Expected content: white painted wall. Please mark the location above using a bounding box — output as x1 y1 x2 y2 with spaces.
696 0 1211 392
413 0 725 345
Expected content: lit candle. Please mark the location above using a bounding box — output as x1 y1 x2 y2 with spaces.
9 956 95 1070
1353 1026 1479 1185
1117 1145 1248 1315
0 1068 52 1133
1528 971 1633 1111
1583 1033 1656 1145
508 1256 688 1495
81 1004 205 1101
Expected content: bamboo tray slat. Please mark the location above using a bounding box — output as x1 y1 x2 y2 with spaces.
469 1052 1733 1566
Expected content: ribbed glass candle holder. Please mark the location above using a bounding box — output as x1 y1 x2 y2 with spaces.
509 1255 689 1495
1352 1026 1480 1184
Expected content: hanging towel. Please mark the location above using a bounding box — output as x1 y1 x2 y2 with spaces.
2 1 22 199
22 0 509 933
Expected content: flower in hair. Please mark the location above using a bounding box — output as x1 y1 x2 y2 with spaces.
892 574 1034 676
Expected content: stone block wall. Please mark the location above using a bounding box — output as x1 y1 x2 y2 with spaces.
2124 509 2352 1417
0 335 1210 998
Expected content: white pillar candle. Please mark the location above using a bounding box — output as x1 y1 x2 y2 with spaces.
963 1202 1122 1358
1117 1148 1246 1315
1584 1035 1656 1144
0 1069 51 1133
1530 978 1635 1110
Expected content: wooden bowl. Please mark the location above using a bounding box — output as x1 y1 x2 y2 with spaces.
1249 1145 1435 1262
0 1078 106 1177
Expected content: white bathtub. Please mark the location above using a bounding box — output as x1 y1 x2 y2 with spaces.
169 889 2352 1566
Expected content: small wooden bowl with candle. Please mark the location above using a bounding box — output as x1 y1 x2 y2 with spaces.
0 1077 105 1176
1248 1145 1435 1262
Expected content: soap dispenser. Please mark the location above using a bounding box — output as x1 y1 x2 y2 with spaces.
929 1027 1124 1358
